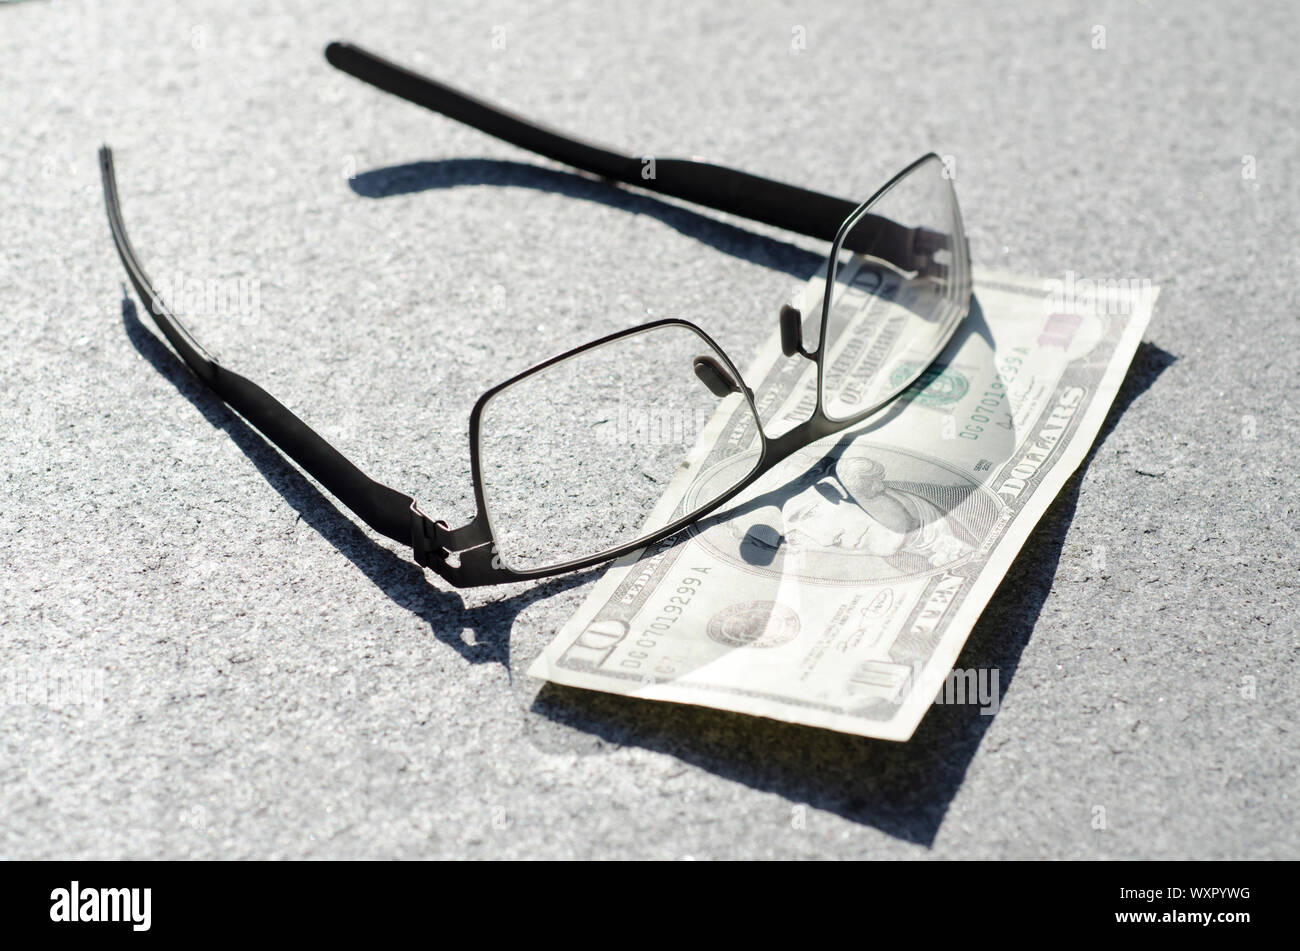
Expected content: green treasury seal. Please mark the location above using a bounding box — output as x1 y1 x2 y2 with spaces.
888 362 969 406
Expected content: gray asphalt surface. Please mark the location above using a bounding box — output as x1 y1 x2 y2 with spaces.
1 0 1296 859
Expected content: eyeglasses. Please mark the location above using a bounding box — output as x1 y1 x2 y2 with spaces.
99 41 970 588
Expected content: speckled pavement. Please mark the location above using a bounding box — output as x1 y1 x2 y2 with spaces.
0 0 1295 858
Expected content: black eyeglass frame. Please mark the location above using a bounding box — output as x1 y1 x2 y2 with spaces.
98 42 970 588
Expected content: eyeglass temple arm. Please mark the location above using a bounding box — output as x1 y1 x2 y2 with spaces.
323 42 930 265
99 146 450 564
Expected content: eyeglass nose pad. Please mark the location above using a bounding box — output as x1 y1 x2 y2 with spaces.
779 305 804 357
692 356 740 398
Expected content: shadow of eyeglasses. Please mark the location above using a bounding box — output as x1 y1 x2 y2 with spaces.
119 294 604 673
349 157 828 282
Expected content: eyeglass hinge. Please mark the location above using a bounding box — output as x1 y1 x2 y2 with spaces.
409 503 454 570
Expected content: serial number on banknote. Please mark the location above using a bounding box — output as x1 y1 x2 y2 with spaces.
622 567 713 675
958 346 1027 440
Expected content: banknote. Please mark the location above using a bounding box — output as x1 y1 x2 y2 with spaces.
528 263 1157 740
